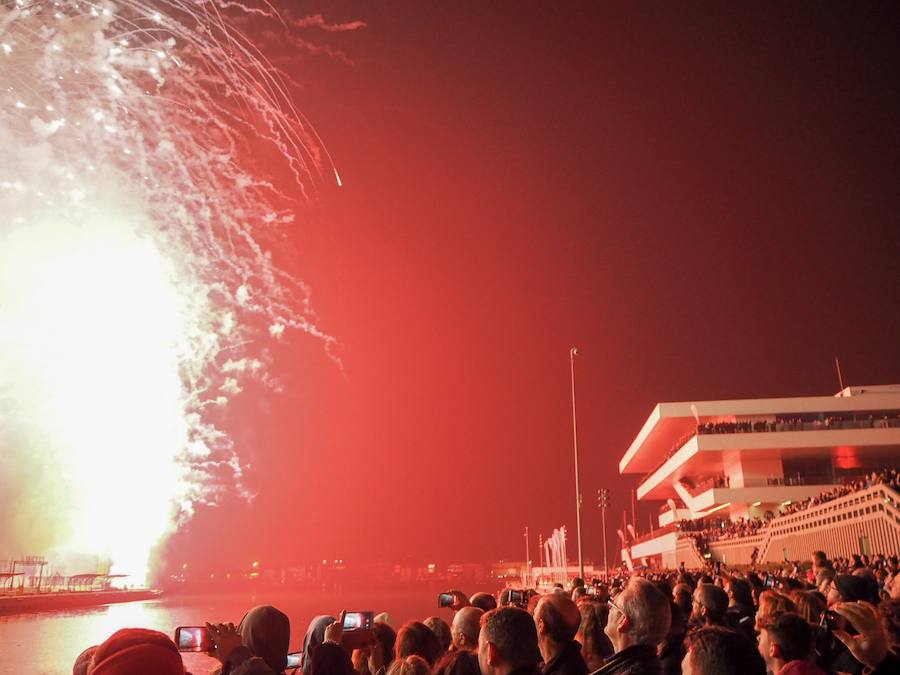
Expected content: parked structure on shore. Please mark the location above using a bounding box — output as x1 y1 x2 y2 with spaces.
618 384 900 569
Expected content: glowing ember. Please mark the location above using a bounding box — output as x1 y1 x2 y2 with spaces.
0 0 336 583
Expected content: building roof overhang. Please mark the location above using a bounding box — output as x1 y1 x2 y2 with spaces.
619 387 900 474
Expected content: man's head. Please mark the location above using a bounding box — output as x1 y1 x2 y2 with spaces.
424 616 452 656
604 578 671 652
816 566 836 594
470 593 498 613
681 626 766 675
756 591 796 626
396 621 441 666
451 607 484 651
828 574 876 606
725 578 752 608
811 550 829 569
535 595 581 644
478 608 539 675
672 583 693 618
691 584 728 626
888 571 900 601
534 595 580 660
757 612 813 673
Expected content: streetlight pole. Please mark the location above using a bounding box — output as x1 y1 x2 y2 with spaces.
598 488 610 579
524 526 530 587
570 347 584 580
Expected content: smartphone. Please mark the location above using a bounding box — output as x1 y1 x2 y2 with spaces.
342 611 375 631
438 592 455 608
679 562 686 573
287 652 302 668
504 590 526 606
713 562 721 576
820 609 840 630
174 626 213 652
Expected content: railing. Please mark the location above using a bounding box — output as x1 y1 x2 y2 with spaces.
629 523 678 547
758 483 900 561
639 415 899 488
689 483 900 565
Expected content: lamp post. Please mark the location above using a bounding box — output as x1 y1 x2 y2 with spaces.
524 526 530 587
570 347 584 580
597 488 610 578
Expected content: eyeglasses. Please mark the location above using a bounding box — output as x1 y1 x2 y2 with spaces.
607 598 624 615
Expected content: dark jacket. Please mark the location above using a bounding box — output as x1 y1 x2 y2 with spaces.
725 604 756 640
869 651 900 675
226 649 280 675
509 665 544 675
542 641 589 675
658 633 686 675
591 645 663 675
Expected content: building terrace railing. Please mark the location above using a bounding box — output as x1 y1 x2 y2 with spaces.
758 482 900 561
638 414 900 487
632 473 900 563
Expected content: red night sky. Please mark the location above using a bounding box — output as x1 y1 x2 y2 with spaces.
163 2 900 573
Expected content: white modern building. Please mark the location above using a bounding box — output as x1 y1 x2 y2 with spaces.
619 385 900 568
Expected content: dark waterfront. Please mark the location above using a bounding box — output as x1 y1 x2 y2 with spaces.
0 588 443 674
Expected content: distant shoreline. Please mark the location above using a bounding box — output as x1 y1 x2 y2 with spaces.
0 589 160 617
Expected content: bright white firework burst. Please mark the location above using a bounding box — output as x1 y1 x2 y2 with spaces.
0 0 340 583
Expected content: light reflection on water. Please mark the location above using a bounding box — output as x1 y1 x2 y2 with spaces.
0 589 441 675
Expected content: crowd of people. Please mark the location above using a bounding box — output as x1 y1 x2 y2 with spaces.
778 470 900 516
70 548 900 675
696 416 900 435
679 515 769 549
644 416 899 488
673 469 900 550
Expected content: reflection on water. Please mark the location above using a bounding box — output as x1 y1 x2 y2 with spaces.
0 589 441 675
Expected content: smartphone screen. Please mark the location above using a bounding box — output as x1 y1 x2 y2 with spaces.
287 652 302 668
342 611 374 631
175 626 213 652
438 592 454 608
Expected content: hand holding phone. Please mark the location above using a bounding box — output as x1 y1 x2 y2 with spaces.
339 611 375 650
204 622 243 663
342 611 374 631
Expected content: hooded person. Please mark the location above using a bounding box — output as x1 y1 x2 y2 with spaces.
238 605 291 674
303 615 339 675
87 628 185 675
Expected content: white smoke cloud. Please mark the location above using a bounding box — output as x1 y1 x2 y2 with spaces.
0 1 338 583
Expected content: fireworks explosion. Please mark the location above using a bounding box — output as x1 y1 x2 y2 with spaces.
0 0 339 583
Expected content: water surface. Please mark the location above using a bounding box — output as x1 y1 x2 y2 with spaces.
0 588 442 674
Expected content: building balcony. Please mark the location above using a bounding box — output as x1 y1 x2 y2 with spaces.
635 427 900 500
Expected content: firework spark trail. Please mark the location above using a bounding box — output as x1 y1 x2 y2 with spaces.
0 0 339 583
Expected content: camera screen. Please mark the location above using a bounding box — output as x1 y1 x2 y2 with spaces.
175 626 212 652
342 611 374 631
438 593 454 608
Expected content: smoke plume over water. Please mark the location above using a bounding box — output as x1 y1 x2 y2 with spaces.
0 0 334 583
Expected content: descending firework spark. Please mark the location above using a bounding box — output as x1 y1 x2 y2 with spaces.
0 0 339 583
